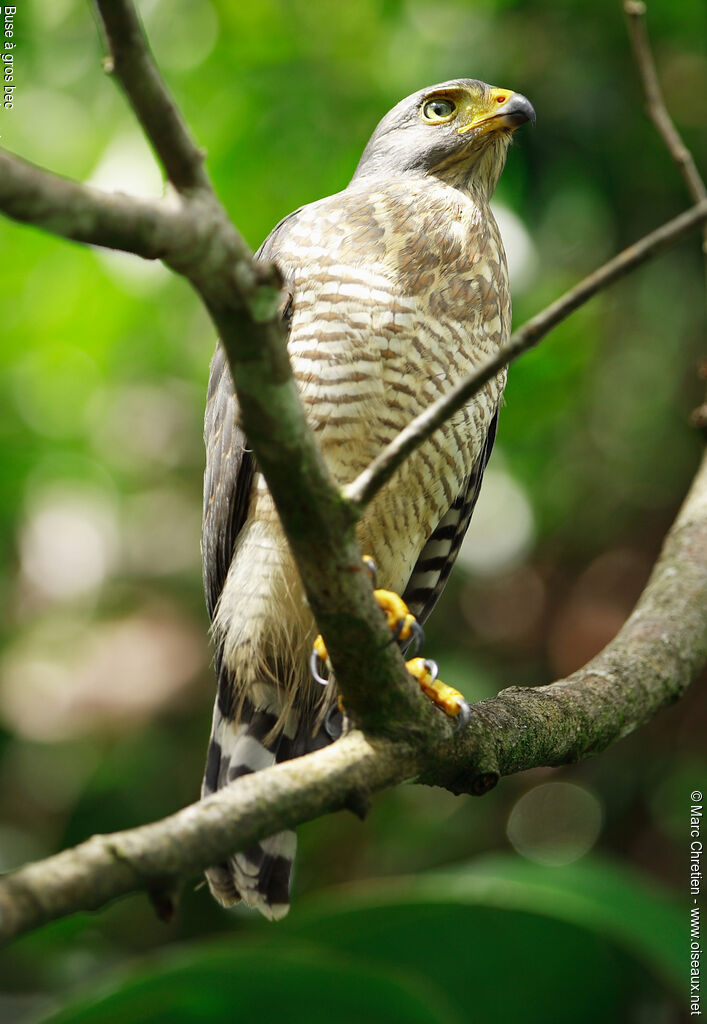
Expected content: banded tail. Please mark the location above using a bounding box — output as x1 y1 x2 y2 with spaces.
201 685 336 920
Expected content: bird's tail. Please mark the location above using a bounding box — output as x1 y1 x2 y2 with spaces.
201 683 336 921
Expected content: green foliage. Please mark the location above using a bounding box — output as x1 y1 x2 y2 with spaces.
36 857 681 1023
0 0 704 1020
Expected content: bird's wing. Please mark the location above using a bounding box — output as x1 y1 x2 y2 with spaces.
202 343 254 620
402 409 498 624
202 214 300 622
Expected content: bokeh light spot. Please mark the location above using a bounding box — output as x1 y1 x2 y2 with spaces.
19 487 119 601
492 203 538 292
142 0 219 72
507 782 603 866
458 461 535 576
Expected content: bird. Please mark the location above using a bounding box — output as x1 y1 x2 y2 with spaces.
201 78 535 920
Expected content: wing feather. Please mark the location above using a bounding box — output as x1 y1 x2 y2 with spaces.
402 410 498 624
201 213 302 621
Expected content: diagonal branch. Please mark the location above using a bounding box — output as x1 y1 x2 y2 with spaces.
0 149 193 258
623 2 707 259
622 0 707 427
0 444 704 944
346 199 707 510
95 0 211 194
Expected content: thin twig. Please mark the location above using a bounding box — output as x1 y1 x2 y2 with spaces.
95 0 211 194
346 199 707 510
0 445 705 944
623 0 707 283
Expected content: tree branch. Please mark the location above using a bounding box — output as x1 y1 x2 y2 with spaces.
0 149 193 257
345 199 707 510
95 0 211 194
0 0 704 947
0 445 704 944
622 0 707 427
623 1 707 265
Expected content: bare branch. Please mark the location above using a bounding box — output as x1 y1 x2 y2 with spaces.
623 3 707 213
0 445 704 944
623 0 707 422
0 148 192 258
346 199 707 510
95 0 211 194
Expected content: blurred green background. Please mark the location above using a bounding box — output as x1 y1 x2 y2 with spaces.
0 0 705 1021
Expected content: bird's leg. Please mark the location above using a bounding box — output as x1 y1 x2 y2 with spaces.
310 556 470 729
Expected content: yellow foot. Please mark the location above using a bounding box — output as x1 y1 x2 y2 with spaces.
311 555 424 685
405 657 471 731
361 554 425 650
310 557 469 730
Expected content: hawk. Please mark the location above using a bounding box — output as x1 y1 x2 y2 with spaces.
201 79 535 919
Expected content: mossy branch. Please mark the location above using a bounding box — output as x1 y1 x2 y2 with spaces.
0 0 703 945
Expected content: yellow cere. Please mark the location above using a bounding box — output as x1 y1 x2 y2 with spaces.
457 86 514 134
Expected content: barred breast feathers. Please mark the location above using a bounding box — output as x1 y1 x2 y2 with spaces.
216 172 510 695
264 175 510 594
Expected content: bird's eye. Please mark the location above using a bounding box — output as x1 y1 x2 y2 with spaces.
421 98 456 123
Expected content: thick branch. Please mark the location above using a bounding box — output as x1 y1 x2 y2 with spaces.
0 733 416 945
0 1 426 738
0 447 704 944
346 199 707 510
95 0 211 194
0 149 193 258
425 446 707 792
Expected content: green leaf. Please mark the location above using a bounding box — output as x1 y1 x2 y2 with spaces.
280 854 683 1022
37 942 461 1024
36 855 682 1024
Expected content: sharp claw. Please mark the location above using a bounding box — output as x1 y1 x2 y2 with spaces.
407 620 425 657
324 703 344 739
362 554 378 588
310 648 329 686
381 617 404 650
455 699 471 732
407 657 469 725
423 658 438 682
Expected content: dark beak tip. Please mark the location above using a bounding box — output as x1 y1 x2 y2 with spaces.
512 94 536 128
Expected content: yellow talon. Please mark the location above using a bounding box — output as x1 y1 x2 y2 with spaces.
406 657 467 719
373 589 418 643
311 556 429 708
364 553 422 645
312 556 423 676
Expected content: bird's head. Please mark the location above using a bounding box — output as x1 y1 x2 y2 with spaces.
353 78 535 199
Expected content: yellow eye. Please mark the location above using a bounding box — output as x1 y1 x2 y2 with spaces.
421 98 456 123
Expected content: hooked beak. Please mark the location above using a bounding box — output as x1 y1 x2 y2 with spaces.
494 93 536 129
457 92 536 135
